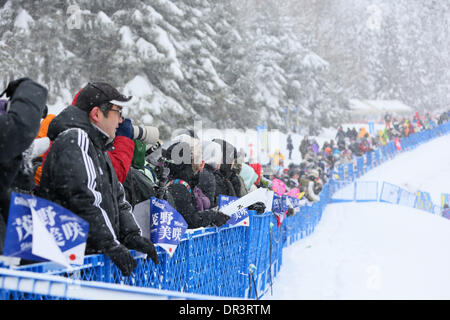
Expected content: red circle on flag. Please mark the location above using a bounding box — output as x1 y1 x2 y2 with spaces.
69 254 76 261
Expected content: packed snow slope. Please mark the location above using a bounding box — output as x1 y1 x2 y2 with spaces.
266 133 450 300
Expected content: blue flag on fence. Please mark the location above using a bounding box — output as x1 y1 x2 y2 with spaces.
283 195 300 214
272 194 286 227
218 195 249 227
416 190 434 212
3 192 89 267
150 197 188 257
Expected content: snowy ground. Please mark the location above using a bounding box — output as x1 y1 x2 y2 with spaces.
264 133 450 300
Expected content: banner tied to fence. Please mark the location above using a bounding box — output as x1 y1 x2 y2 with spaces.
218 195 249 227
3 192 89 268
150 197 188 256
272 194 286 227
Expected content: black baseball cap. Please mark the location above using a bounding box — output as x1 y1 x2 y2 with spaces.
73 82 132 112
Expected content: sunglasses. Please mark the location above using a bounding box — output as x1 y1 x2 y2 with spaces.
107 105 123 118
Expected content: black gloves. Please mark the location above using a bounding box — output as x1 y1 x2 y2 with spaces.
105 244 137 276
125 235 159 265
0 77 31 98
212 211 230 227
248 202 266 214
106 236 159 276
42 104 48 119
116 118 133 139
286 207 295 217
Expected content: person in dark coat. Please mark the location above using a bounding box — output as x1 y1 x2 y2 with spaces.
39 82 158 276
212 139 238 207
230 160 248 198
0 78 48 254
286 134 294 160
123 139 176 209
197 141 222 207
335 126 346 144
299 136 310 160
165 139 230 229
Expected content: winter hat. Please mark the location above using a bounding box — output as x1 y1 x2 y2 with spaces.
36 114 56 139
202 141 222 168
168 134 203 165
239 163 258 191
308 169 319 179
73 82 132 112
249 163 262 185
212 138 237 166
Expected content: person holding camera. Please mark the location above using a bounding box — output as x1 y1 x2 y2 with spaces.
0 78 48 254
123 138 177 210
39 82 159 276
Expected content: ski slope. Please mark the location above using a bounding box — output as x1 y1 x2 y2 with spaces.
265 133 450 300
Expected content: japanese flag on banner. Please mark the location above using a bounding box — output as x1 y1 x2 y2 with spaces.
218 195 249 227
394 138 402 150
150 197 188 257
272 194 286 227
3 192 89 268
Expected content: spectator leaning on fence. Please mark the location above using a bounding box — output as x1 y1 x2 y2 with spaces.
0 78 48 254
165 136 231 229
39 82 159 276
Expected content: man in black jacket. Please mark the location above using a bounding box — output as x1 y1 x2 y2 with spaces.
0 78 48 254
39 82 158 276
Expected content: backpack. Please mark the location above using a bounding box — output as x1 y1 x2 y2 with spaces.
168 179 211 211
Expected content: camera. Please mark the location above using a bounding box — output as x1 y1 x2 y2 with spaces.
133 125 159 146
145 140 174 200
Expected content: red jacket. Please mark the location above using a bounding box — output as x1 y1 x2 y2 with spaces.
108 136 134 183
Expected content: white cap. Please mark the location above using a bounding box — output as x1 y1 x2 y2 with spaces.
202 141 222 168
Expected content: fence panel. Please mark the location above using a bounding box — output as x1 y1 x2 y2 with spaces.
355 181 378 202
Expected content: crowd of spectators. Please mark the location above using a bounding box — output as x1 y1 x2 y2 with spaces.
1 77 449 275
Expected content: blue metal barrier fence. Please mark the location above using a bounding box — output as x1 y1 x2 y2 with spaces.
1 121 449 300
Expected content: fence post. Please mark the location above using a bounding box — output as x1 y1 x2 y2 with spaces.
186 233 193 293
241 211 255 298
215 227 221 297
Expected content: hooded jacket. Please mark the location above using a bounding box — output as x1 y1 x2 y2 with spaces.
212 139 237 206
0 79 48 253
39 106 142 253
166 142 222 229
